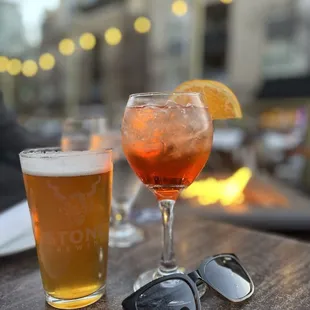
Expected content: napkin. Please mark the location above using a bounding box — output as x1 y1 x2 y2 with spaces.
0 200 34 250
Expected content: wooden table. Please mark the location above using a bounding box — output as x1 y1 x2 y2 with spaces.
1 200 310 310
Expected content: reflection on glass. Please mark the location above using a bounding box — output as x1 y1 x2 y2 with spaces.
137 279 196 310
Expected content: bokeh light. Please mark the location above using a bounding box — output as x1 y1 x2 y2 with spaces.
39 53 55 70
220 0 233 3
79 32 96 50
172 0 188 17
58 38 75 56
22 60 38 77
104 27 122 46
134 17 151 34
0 56 9 73
7 59 22 76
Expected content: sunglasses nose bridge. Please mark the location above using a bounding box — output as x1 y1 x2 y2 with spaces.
188 271 201 284
188 270 208 299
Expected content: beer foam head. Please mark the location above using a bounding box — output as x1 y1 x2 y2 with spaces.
20 148 113 176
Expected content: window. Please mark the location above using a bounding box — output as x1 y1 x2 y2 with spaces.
262 0 310 79
203 3 229 80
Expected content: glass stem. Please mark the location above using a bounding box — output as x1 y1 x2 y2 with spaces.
158 199 177 275
112 202 129 228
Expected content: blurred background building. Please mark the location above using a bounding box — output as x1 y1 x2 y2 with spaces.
1 0 310 190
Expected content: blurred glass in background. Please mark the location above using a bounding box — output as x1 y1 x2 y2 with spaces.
1 0 310 194
60 116 144 247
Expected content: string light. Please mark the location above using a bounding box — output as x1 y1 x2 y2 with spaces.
0 56 9 72
172 0 188 17
134 17 151 34
7 58 22 76
79 32 96 50
22 60 38 77
1 20 153 75
59 38 75 56
104 27 122 46
39 53 55 71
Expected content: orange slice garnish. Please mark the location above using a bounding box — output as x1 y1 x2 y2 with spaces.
174 79 242 120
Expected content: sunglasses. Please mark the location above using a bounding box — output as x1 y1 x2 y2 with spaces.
122 253 254 310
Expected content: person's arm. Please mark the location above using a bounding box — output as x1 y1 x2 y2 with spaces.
0 95 35 152
0 92 59 167
0 163 26 212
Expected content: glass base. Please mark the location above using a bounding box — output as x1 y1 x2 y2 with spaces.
133 267 185 291
109 223 144 248
45 285 105 309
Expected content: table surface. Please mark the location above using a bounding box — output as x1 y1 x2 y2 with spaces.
2 196 310 310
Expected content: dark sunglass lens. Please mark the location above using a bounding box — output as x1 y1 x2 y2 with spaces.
203 255 252 301
136 279 196 310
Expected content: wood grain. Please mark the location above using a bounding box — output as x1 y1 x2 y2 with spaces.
1 196 310 309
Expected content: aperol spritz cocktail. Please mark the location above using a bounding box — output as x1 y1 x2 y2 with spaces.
122 92 213 290
122 100 213 200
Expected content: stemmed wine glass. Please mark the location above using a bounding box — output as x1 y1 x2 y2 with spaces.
99 132 144 248
88 120 144 248
121 92 213 290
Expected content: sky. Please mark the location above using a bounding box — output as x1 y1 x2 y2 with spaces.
8 0 60 45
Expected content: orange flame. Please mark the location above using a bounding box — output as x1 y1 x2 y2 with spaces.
181 167 252 206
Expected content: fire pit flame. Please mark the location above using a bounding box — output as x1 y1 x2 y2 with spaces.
182 167 252 206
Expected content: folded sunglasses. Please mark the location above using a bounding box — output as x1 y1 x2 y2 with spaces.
122 253 254 310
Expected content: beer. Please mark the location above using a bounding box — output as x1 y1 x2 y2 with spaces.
20 148 112 309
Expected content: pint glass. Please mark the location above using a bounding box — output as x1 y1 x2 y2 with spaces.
19 148 113 309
